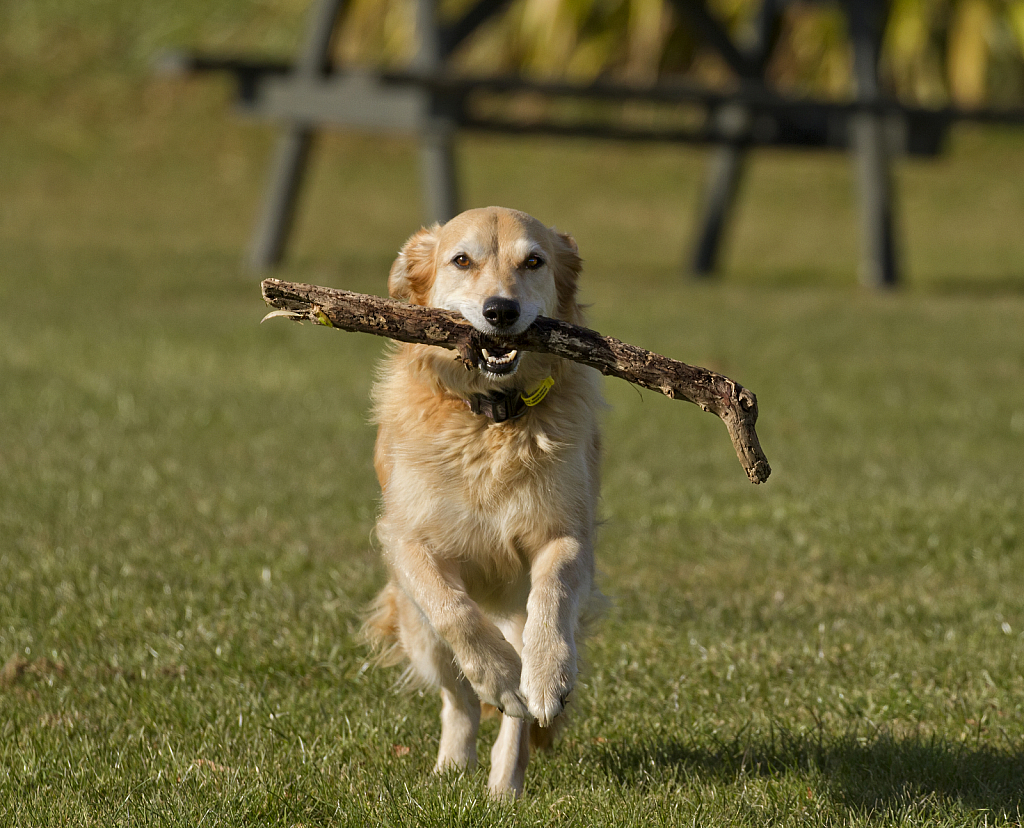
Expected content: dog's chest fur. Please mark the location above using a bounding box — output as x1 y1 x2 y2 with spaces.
373 346 600 588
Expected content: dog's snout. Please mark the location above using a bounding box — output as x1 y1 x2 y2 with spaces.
482 297 521 329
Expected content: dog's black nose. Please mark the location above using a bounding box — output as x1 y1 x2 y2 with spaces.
482 297 520 329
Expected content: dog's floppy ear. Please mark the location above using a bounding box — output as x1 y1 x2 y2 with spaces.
389 225 439 304
551 230 584 324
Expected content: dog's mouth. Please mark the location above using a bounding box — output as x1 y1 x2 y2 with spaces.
475 345 522 377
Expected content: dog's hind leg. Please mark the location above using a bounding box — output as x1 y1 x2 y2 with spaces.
487 614 530 797
489 713 530 797
436 678 481 772
395 588 481 771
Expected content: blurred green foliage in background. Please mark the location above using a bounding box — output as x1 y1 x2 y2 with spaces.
338 0 1024 106
4 0 1024 108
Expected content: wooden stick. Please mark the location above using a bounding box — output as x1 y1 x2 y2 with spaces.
261 278 771 484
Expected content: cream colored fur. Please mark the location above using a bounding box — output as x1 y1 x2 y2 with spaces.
363 207 604 797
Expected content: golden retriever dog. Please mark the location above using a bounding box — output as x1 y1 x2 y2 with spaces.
364 206 604 797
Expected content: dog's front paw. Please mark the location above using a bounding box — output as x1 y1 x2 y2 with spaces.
520 640 576 727
460 644 531 720
492 685 531 720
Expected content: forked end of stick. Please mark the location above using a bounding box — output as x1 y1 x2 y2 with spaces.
261 305 334 328
260 309 305 324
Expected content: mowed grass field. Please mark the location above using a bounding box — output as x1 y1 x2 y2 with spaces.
3 9 1024 825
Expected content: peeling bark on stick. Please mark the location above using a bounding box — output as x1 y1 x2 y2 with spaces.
261 278 771 484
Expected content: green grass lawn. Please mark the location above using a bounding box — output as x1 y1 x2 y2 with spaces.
3 8 1024 825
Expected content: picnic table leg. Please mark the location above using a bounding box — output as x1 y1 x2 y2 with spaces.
683 0 779 278
847 0 899 288
690 141 747 277
248 128 315 271
247 0 347 271
416 0 460 224
850 114 898 288
420 128 459 225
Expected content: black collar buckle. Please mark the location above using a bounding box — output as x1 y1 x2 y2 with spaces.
466 389 527 423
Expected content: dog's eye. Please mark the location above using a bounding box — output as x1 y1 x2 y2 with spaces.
524 254 544 270
452 253 471 269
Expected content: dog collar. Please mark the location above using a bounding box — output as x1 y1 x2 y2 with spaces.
465 376 554 424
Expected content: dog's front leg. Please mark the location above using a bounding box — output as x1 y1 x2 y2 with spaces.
389 539 531 720
520 536 592 727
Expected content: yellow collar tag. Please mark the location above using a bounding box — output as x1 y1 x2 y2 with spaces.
521 376 555 407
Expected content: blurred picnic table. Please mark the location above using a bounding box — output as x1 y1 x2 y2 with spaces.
161 0 1024 288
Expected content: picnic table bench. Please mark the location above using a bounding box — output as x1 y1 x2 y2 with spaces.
160 0 1024 287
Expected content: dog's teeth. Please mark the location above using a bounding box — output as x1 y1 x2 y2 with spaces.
479 346 520 372
482 348 517 364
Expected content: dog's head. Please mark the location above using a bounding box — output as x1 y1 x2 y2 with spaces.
388 207 583 382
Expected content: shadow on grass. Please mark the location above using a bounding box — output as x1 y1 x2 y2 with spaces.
596 727 1024 819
